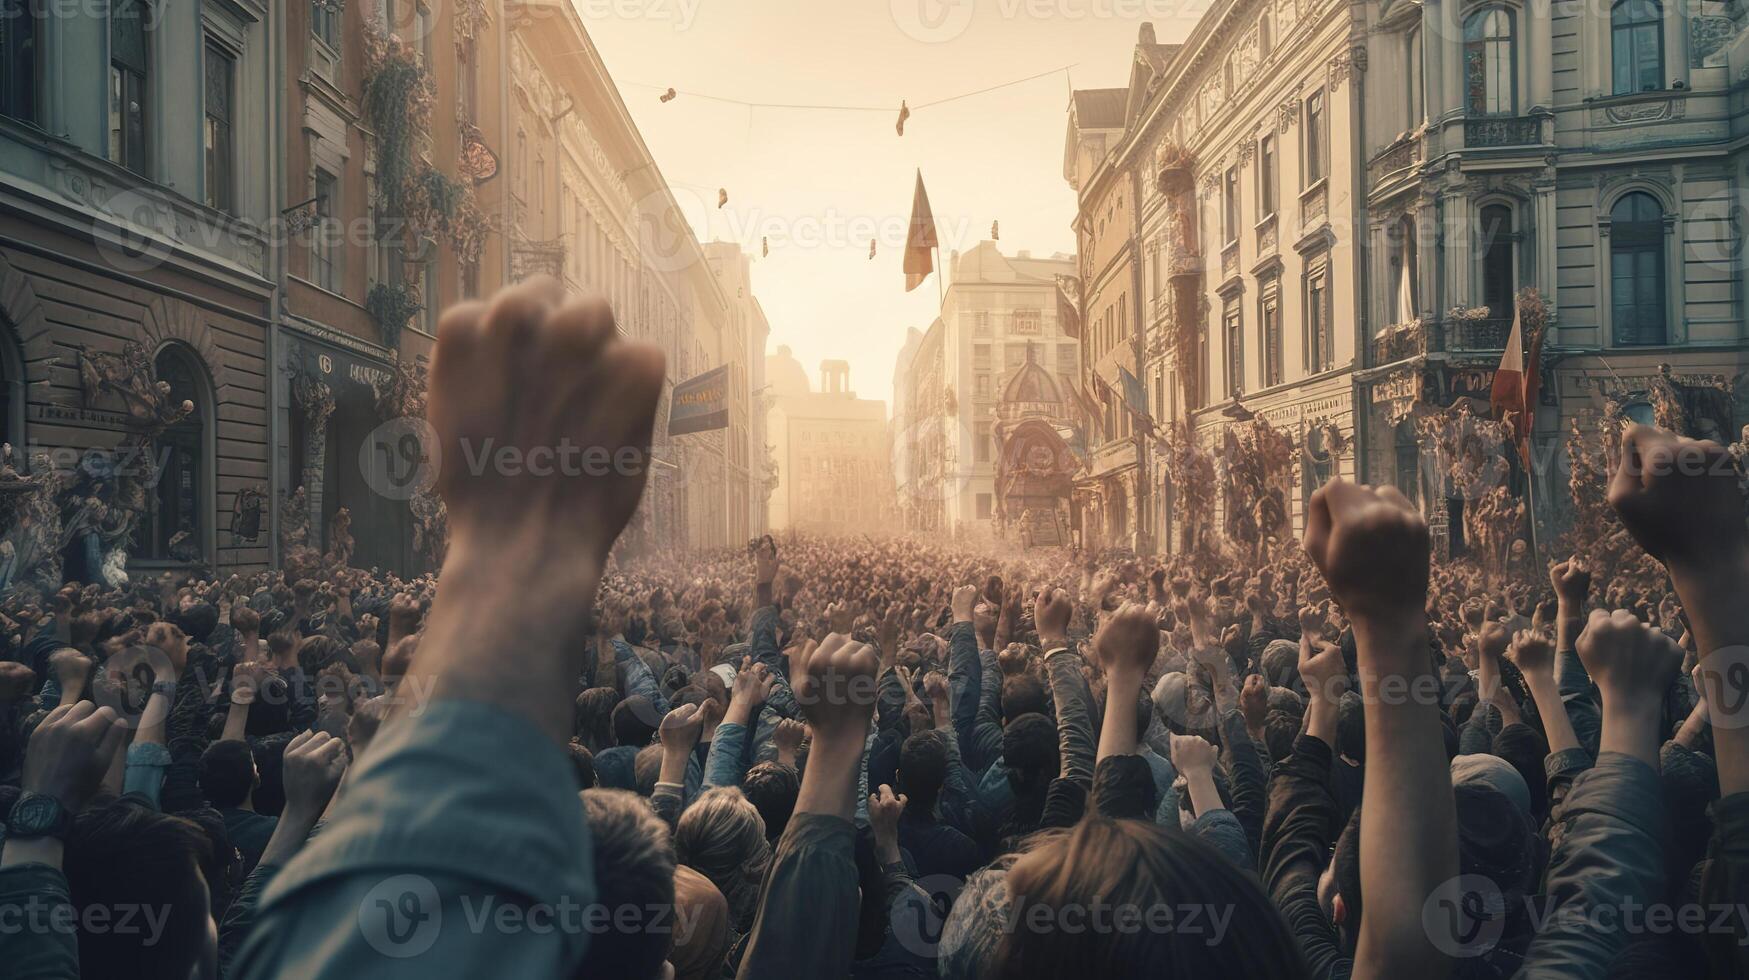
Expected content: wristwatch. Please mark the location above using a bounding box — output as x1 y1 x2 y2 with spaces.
7 792 73 842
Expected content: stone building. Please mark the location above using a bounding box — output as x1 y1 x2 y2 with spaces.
766 350 892 534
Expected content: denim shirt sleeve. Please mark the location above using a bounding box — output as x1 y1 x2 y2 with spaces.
0 863 79 980
1699 790 1749 978
1555 647 1601 758
123 741 172 810
1192 808 1256 874
947 622 981 748
1044 647 1096 787
232 698 596 978
969 650 1005 775
1217 708 1266 859
1518 752 1666 980
937 728 980 837
749 606 799 720
735 814 858 979
705 721 749 789
614 638 669 716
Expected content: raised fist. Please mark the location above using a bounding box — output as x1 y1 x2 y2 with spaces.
1304 479 1430 632
1608 424 1749 573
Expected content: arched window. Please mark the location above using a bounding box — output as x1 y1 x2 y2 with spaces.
1610 192 1666 346
1463 8 1516 116
1479 204 1515 319
139 345 209 562
1611 0 1663 95
1406 27 1424 127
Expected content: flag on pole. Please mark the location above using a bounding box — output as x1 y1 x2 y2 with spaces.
904 171 938 292
1118 366 1154 433
1489 301 1534 465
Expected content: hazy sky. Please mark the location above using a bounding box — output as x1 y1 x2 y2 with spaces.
584 0 1206 407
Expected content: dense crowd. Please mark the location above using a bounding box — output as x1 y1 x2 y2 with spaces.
1 280 1746 980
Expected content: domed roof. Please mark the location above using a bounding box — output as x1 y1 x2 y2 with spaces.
999 344 1062 408
766 345 810 398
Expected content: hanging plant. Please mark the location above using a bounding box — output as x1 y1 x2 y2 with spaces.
366 280 422 350
406 163 493 265
362 23 434 216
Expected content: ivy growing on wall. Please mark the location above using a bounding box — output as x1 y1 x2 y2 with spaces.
362 25 434 217
366 281 422 351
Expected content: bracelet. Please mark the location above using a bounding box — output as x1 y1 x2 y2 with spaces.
151 679 178 698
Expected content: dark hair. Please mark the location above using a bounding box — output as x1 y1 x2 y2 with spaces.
1337 691 1366 764
993 816 1308 978
297 635 351 674
741 761 799 841
198 740 257 809
64 798 217 980
1001 713 1058 835
612 696 658 749
633 744 662 797
172 602 220 644
899 729 950 816
1263 708 1300 765
576 790 676 980
574 687 619 752
1002 674 1048 720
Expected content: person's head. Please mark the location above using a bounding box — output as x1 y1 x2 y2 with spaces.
565 740 596 789
898 729 950 816
1001 712 1058 794
1336 691 1366 764
172 602 219 645
1001 673 1048 720
633 744 663 797
64 797 220 980
1263 708 1300 764
1261 639 1300 689
993 816 1305 977
740 761 799 841
576 789 676 980
674 787 771 934
574 687 619 751
613 695 658 749
197 740 258 809
668 866 731 980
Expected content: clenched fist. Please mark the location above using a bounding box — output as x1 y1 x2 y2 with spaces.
1304 479 1430 634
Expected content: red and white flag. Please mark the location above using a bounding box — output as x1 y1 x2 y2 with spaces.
1489 302 1540 465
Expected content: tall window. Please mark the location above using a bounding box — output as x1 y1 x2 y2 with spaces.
1259 275 1282 387
140 346 207 562
312 0 338 47
203 44 235 213
1479 204 1515 319
1258 135 1277 218
1223 300 1244 397
109 0 150 173
1464 8 1516 116
1306 259 1333 372
1223 166 1240 244
1304 91 1327 185
0 0 39 122
1406 27 1424 126
1389 215 1419 323
1610 192 1666 346
1611 0 1663 95
311 170 338 292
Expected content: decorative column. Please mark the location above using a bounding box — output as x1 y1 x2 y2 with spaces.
291 372 334 548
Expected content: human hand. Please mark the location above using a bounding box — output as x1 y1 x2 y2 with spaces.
143 622 188 681
868 784 907 862
1304 479 1429 647
921 670 950 707
1608 425 1749 575
230 661 270 705
998 642 1030 677
792 632 880 747
1034 588 1073 647
47 649 91 700
658 702 706 753
1577 609 1683 709
1299 636 1348 703
773 718 806 763
973 601 997 649
21 702 130 813
753 536 779 587
0 661 34 703
729 656 773 711
1549 558 1591 612
1506 629 1555 682
1093 602 1159 678
951 585 977 624
1240 673 1269 732
827 601 855 635
281 729 347 821
1169 732 1218 773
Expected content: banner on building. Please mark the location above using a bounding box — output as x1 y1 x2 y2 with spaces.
669 365 730 436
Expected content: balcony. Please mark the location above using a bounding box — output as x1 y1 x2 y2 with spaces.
1370 317 1513 366
1367 133 1423 187
1464 116 1541 149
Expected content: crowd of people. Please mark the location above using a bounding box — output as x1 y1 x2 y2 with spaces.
0 279 1746 980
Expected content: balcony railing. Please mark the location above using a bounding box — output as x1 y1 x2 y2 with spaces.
1465 116 1540 148
1370 317 1514 366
